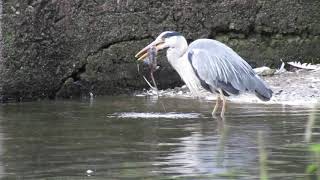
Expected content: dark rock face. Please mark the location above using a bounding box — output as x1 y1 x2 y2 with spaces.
0 0 319 100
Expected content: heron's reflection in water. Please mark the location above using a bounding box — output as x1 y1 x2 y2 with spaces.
154 115 260 177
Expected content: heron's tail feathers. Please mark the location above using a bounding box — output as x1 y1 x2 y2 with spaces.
253 75 273 101
255 89 272 101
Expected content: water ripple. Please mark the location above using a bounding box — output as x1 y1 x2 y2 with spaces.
107 112 202 119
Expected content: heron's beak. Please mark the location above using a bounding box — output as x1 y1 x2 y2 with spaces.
135 40 165 61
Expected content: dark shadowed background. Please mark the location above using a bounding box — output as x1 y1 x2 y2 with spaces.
0 0 319 100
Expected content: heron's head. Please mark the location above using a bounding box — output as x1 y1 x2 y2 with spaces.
135 31 187 61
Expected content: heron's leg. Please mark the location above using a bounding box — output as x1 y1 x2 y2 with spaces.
219 89 227 117
212 96 221 115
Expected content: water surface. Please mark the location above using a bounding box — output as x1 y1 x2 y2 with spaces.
0 96 319 179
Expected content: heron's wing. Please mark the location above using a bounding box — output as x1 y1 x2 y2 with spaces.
188 39 272 99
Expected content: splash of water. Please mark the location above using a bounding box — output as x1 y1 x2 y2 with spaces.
107 112 201 119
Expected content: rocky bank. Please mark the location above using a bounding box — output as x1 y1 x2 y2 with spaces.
0 0 319 101
138 68 320 106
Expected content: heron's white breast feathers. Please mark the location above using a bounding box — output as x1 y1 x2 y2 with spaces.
167 52 203 97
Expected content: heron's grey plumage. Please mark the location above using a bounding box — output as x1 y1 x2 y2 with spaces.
187 39 272 100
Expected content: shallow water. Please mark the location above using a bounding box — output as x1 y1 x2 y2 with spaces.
0 96 319 179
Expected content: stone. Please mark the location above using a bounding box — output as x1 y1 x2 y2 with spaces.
254 66 276 76
0 0 319 100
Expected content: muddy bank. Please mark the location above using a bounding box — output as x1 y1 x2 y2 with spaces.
0 0 319 101
137 69 320 106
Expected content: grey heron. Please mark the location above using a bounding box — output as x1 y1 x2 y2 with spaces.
135 31 273 117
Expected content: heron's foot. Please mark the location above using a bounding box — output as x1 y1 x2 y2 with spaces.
211 112 226 121
212 97 221 117
211 111 218 118
220 104 226 118
212 104 226 118
219 90 227 119
212 106 219 114
212 107 220 117
220 111 225 119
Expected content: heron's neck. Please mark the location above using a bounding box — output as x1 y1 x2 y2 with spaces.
166 44 202 97
166 38 188 66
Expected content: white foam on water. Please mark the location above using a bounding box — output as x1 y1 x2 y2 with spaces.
107 112 201 119
204 93 319 107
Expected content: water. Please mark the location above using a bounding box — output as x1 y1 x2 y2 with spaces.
0 96 319 179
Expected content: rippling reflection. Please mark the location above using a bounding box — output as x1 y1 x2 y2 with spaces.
0 96 318 179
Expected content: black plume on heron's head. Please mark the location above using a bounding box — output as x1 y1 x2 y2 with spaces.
161 31 183 39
